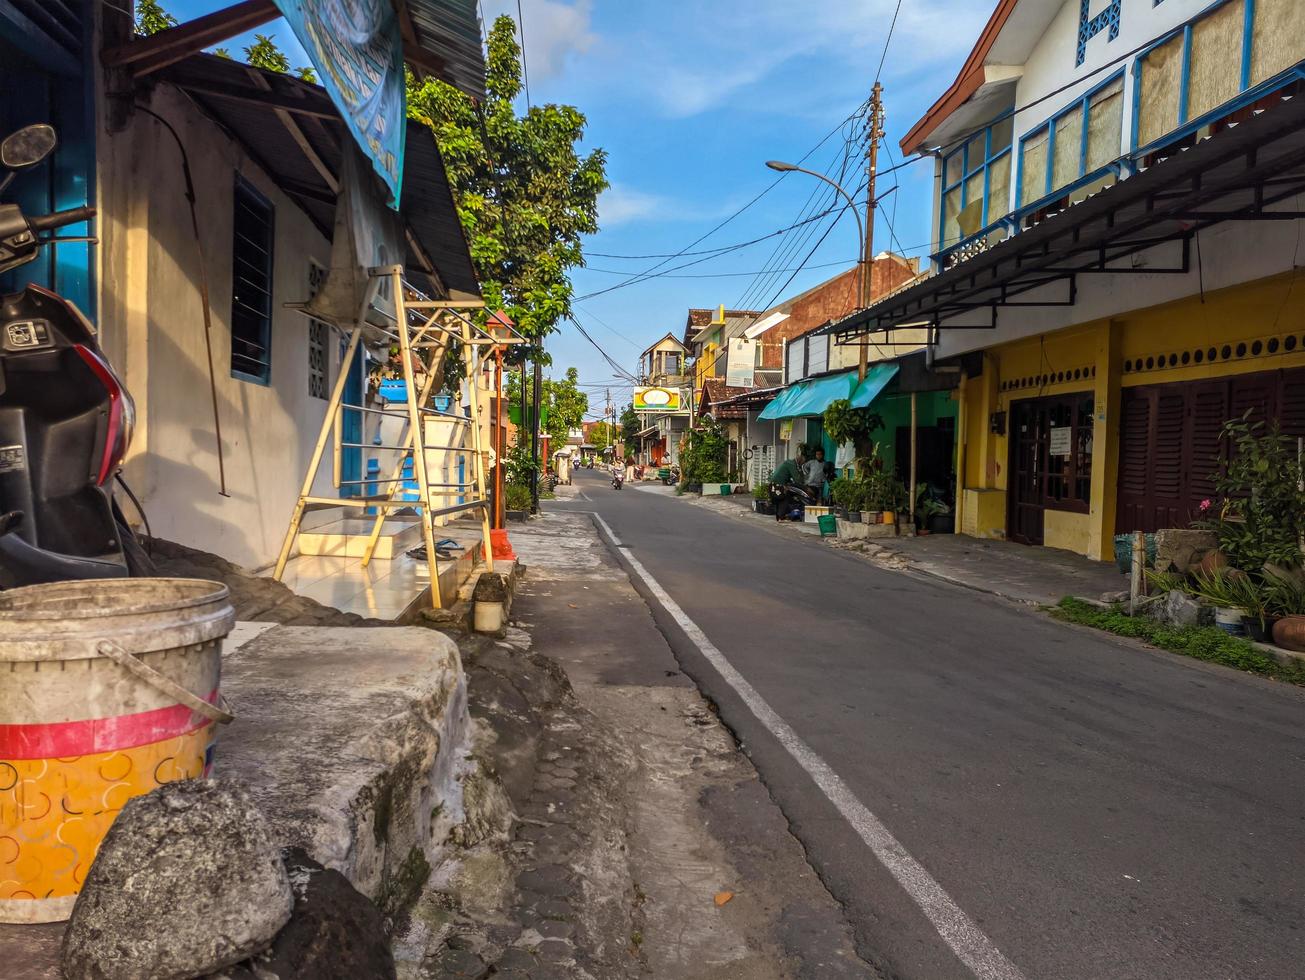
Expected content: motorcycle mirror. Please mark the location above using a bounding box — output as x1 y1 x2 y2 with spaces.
0 124 57 170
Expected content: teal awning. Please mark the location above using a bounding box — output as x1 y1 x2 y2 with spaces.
758 363 899 420
849 362 899 408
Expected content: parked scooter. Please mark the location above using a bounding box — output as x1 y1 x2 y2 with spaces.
0 123 151 587
769 481 816 522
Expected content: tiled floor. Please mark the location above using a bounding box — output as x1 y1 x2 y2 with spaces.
278 522 485 620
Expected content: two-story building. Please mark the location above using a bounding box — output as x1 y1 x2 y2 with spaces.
633 332 691 465
824 0 1305 559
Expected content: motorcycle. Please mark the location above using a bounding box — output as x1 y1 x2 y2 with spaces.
769 481 816 522
611 467 624 490
0 123 151 587
661 464 680 487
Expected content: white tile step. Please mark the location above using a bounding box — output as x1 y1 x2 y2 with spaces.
297 517 425 560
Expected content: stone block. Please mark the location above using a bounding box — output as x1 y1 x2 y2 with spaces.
1154 528 1219 575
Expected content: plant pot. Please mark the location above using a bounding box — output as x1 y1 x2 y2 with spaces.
1271 614 1305 652
753 499 774 515
1246 616 1276 644
1213 606 1246 636
926 513 955 535
881 510 895 525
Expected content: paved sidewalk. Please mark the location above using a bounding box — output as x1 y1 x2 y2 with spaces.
407 510 874 978
638 484 1125 607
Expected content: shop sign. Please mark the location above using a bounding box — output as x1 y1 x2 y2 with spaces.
634 386 686 413
274 0 406 207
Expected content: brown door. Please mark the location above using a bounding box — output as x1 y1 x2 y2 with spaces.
1008 400 1046 545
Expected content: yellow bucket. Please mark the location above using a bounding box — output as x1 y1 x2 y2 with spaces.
0 578 235 923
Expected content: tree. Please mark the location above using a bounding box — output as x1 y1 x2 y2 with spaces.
407 16 608 363
506 367 589 454
620 403 640 455
588 422 614 452
245 34 291 73
544 368 587 448
135 0 177 35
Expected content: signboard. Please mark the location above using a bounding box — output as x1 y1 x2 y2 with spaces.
634 386 687 414
1048 426 1072 458
726 337 757 387
273 0 406 207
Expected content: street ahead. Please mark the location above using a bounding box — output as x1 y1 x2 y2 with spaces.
557 470 1305 980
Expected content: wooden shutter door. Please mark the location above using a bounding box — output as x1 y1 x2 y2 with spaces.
1117 389 1152 533
1185 382 1229 522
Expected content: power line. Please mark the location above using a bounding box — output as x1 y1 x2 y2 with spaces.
586 95 877 300
515 0 531 108
874 0 904 85
568 313 640 384
576 200 858 300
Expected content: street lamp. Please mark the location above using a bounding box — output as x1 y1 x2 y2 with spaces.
766 159 871 378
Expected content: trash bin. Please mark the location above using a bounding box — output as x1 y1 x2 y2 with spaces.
0 579 236 923
817 514 838 536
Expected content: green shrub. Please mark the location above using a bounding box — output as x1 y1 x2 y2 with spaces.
1053 598 1305 685
1197 414 1305 572
680 419 729 484
504 482 532 511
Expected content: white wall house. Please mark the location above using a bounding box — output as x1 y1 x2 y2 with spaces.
92 51 480 571
909 0 1305 359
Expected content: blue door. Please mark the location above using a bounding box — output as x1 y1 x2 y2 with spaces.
0 2 95 315
340 340 364 497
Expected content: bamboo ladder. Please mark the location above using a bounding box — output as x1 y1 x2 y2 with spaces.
272 265 524 609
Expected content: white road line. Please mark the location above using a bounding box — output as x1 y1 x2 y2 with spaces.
592 512 1026 980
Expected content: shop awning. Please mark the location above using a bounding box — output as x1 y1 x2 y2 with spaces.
759 364 901 420
849 362 900 408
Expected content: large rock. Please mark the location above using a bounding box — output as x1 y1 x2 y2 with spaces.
212 849 395 980
62 779 293 980
1151 589 1212 628
1154 528 1219 575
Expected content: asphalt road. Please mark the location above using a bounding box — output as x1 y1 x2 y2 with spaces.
557 469 1305 980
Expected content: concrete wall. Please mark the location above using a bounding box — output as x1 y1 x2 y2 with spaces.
98 85 347 570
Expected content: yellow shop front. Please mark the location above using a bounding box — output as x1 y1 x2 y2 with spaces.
955 269 1305 560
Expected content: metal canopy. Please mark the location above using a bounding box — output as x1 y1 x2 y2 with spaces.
160 53 479 300
820 91 1305 346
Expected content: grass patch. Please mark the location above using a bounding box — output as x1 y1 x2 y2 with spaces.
1053 598 1305 685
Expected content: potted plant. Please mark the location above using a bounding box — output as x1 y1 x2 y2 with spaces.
1190 568 1251 636
751 481 774 515
1265 566 1305 651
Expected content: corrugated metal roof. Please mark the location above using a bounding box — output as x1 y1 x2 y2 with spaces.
402 0 485 99
161 53 479 300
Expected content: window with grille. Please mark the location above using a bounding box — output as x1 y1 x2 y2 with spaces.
307 260 328 399
230 178 274 383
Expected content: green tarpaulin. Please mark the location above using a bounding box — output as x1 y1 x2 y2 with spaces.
757 363 899 420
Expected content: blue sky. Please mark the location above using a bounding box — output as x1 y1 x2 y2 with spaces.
164 1 991 414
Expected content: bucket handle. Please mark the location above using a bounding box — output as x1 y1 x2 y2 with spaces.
96 640 235 725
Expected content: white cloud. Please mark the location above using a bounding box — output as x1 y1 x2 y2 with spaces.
598 185 671 227
598 0 988 119
481 0 597 81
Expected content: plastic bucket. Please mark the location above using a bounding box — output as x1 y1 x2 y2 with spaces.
817 514 838 536
0 578 235 923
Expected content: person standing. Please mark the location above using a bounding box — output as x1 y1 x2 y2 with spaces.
803 448 827 502
769 454 805 522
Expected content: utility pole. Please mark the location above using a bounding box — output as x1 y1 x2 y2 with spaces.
530 359 542 513
859 80 885 382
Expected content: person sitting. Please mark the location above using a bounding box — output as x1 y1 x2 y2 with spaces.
769 455 806 522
